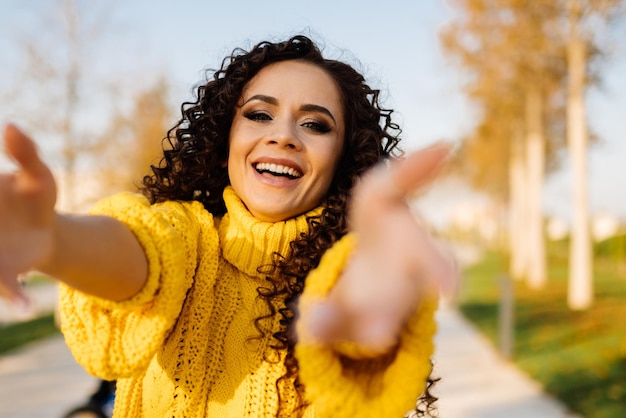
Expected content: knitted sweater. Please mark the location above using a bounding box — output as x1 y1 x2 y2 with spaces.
59 186 437 418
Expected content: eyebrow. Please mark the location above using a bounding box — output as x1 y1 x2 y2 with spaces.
242 94 337 124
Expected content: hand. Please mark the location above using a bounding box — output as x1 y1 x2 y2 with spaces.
305 143 459 353
0 124 57 304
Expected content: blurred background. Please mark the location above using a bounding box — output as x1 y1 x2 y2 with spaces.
0 1 625 417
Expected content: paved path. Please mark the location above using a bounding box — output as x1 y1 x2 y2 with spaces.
0 335 98 418
0 283 99 418
0 284 582 418
432 301 581 418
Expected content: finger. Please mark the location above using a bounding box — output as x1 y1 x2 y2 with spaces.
4 124 47 179
391 141 454 197
0 272 30 308
351 142 453 217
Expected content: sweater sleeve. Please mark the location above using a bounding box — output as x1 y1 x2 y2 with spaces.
295 234 438 418
58 192 210 380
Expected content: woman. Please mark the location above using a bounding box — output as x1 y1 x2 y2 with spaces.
0 35 455 417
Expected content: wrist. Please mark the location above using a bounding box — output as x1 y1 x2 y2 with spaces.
33 212 62 276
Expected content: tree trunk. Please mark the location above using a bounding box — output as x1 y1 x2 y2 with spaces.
525 87 547 289
567 0 593 310
60 0 80 211
509 130 528 280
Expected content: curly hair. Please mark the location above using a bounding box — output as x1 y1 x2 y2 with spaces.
141 35 437 417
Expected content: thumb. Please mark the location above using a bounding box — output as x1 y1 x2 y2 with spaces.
4 124 47 179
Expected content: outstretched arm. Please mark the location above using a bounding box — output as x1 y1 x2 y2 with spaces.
302 143 458 354
0 124 148 304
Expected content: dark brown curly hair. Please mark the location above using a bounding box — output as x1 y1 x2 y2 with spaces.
141 34 437 417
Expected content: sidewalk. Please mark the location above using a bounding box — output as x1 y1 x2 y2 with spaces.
0 283 99 418
0 335 98 418
0 285 582 418
432 301 581 418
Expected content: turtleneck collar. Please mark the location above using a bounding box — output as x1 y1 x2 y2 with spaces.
219 186 323 277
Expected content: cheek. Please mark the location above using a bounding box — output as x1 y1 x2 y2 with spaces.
316 148 344 190
327 136 345 174
226 129 246 167
226 143 243 183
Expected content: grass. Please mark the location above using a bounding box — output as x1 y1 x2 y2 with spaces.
0 313 61 355
459 244 626 418
0 273 60 355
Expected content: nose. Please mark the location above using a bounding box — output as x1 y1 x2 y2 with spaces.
266 120 302 151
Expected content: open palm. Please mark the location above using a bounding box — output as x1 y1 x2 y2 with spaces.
304 143 459 353
0 124 57 303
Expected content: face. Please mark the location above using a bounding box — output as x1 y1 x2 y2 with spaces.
228 60 345 222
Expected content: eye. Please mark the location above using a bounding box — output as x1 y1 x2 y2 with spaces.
244 111 272 122
302 120 331 134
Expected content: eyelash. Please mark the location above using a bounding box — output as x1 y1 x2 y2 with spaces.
243 111 331 134
302 121 331 133
244 111 271 122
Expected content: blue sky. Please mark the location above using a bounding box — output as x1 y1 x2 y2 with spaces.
1 0 625 223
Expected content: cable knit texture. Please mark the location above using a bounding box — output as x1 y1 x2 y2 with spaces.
59 186 436 417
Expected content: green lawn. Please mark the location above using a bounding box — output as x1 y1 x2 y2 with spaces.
0 313 60 355
459 247 626 418
0 275 60 356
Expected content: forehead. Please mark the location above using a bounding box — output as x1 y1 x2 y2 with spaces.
241 60 343 109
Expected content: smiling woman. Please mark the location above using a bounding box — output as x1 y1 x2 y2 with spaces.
0 35 456 418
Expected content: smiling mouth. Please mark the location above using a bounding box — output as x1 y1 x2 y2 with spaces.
255 162 303 179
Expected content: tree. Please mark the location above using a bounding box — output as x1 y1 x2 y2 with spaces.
0 0 116 210
0 0 173 211
440 0 567 288
94 78 176 199
565 0 624 309
442 0 624 307
566 0 593 309
59 0 81 210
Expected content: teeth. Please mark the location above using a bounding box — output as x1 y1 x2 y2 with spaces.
255 162 302 178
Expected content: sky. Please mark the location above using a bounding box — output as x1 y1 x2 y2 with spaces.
0 0 625 226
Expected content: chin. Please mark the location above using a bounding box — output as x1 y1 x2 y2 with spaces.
252 206 307 223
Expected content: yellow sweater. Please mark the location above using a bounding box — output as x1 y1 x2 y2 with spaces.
59 187 437 418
